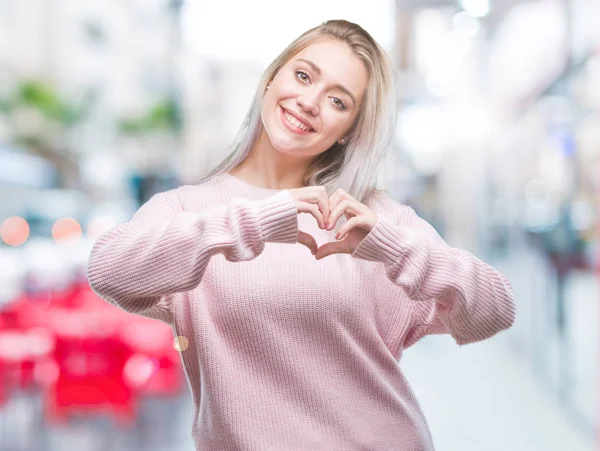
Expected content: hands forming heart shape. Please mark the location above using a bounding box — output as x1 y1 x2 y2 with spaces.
287 186 379 260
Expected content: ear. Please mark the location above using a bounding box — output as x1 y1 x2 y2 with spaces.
340 125 356 144
338 131 353 145
265 78 273 91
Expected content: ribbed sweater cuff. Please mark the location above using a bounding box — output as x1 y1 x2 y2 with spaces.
255 190 298 244
351 218 414 264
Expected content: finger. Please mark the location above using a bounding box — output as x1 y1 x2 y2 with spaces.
327 189 354 229
314 240 350 260
328 190 344 217
297 231 318 255
327 199 358 231
298 230 318 254
308 203 326 229
329 188 354 210
328 191 340 212
299 201 325 229
336 216 365 241
307 186 329 229
298 236 317 255
316 188 330 226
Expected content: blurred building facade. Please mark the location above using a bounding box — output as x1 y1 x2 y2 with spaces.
179 58 263 182
393 0 600 438
0 0 183 200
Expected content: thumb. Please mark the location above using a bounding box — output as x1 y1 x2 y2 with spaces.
315 240 350 260
297 230 318 255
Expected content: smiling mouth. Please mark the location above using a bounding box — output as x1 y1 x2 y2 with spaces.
281 107 314 132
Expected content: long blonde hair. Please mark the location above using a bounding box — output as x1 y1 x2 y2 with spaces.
199 20 397 203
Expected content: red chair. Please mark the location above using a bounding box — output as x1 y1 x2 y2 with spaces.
43 307 136 426
1 280 183 428
120 317 183 397
0 327 56 391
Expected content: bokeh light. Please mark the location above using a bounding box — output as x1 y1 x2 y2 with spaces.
460 0 490 18
52 218 82 245
173 336 189 352
1 216 30 246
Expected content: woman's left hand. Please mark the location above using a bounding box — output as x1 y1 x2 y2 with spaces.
314 188 378 260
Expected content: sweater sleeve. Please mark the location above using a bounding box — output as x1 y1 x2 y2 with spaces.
87 188 298 324
351 198 515 347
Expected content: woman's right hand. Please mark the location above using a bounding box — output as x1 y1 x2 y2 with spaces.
287 186 330 255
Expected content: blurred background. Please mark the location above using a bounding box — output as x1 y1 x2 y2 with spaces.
0 0 598 450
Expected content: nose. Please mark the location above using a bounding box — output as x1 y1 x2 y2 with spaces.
296 89 320 116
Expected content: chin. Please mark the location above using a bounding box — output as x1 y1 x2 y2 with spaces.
271 140 304 155
265 127 303 154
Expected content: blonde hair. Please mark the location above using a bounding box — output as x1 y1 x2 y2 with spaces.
199 19 397 203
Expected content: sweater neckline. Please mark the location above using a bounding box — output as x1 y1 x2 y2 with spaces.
222 172 288 193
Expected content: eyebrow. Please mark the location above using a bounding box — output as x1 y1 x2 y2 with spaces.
296 58 357 106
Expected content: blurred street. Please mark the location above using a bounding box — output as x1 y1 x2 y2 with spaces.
405 327 594 451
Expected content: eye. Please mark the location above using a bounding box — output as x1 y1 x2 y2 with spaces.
331 97 347 111
295 70 310 83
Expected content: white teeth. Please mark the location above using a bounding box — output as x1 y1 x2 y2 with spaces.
284 111 312 131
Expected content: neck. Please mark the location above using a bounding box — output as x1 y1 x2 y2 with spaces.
231 128 315 190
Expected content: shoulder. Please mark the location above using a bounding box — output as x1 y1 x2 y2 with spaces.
147 185 190 211
129 181 225 226
157 178 224 211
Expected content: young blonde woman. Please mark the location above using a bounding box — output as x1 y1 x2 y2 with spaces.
88 20 516 450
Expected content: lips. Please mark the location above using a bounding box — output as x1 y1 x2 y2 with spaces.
281 107 315 132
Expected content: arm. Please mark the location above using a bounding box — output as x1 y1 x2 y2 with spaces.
87 189 298 323
351 201 515 347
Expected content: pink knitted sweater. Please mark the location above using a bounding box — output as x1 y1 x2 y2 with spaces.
87 172 516 450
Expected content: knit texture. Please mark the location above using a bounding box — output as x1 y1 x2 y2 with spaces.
87 172 516 451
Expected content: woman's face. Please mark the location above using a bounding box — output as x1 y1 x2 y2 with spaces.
261 38 369 159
